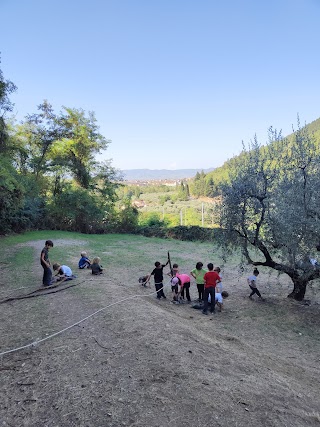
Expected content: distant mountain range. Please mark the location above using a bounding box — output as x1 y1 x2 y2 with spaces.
121 168 214 181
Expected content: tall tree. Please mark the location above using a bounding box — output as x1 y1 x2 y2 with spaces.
54 107 110 188
0 58 17 152
219 125 320 300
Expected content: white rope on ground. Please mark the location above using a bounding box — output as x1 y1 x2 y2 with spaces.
0 280 173 358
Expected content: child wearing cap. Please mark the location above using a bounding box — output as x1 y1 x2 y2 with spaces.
171 276 180 302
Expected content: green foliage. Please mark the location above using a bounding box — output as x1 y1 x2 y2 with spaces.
219 124 320 300
134 184 171 194
47 187 106 233
158 194 171 205
138 211 166 227
166 225 215 242
0 59 121 234
176 181 189 201
0 157 24 233
115 198 139 232
136 225 167 238
0 60 17 152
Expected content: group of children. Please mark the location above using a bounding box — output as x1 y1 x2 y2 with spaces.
40 241 104 287
40 240 264 307
142 259 230 314
142 258 265 314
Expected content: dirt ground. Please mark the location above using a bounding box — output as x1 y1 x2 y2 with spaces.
1 238 320 427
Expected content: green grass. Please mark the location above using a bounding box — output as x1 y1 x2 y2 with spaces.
0 230 230 283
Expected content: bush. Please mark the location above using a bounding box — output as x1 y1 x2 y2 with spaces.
166 226 216 242
132 224 218 242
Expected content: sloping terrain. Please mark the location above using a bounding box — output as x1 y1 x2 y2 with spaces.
1 236 320 427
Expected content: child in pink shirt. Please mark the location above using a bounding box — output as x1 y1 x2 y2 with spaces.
176 273 191 302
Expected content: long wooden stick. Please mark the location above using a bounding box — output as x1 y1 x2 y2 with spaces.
0 280 86 304
168 251 173 277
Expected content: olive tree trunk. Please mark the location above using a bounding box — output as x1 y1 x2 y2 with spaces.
287 278 308 301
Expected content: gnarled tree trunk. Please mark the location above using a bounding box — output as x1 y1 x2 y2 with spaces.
287 278 308 301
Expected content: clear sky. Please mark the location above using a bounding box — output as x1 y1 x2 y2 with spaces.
1 0 320 171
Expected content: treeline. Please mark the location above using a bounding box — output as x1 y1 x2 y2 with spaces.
0 64 140 235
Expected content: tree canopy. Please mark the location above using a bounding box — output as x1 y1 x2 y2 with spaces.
219 124 320 300
0 61 123 234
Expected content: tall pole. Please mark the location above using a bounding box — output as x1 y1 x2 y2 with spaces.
180 210 183 226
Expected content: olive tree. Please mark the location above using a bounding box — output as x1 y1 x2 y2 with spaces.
219 123 320 300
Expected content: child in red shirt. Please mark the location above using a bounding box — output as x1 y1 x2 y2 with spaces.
203 263 221 315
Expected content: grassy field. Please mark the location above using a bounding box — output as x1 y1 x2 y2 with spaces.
1 231 320 427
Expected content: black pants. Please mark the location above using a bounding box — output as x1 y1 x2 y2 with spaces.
203 287 215 313
42 265 52 286
197 283 204 300
155 282 166 299
249 286 261 298
181 282 191 301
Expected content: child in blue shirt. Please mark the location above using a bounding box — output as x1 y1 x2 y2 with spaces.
78 251 91 269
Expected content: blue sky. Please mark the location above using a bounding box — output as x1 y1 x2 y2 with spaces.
1 0 320 170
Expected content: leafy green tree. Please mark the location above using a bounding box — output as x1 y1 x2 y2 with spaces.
191 170 207 197
24 101 65 178
0 60 17 152
138 211 163 227
48 186 106 233
116 198 139 232
52 107 110 188
0 158 24 233
205 177 215 197
177 181 189 201
219 125 320 300
0 61 28 233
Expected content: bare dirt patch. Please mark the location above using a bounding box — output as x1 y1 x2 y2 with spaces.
1 238 320 427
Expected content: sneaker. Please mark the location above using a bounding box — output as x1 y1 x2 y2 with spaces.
162 295 167 299
202 310 208 315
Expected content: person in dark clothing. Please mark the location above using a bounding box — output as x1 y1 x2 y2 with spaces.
90 257 103 275
146 260 169 299
40 240 54 286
